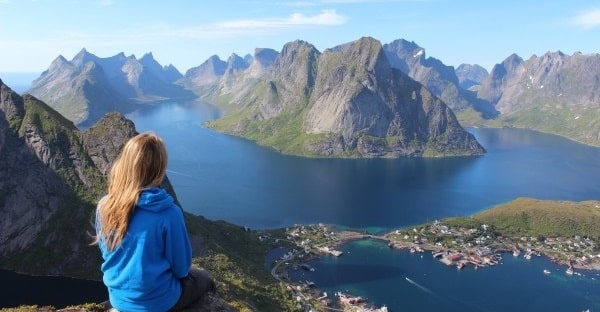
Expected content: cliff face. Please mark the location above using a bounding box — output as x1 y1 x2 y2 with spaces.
0 79 136 276
0 82 71 258
479 52 600 113
382 39 496 118
477 51 600 145
1 80 297 311
206 37 485 157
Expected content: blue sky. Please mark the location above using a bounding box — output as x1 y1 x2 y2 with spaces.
0 0 599 76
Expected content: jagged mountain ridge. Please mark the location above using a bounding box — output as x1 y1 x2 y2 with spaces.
28 49 195 127
204 37 485 157
27 35 600 149
477 51 600 145
382 39 496 118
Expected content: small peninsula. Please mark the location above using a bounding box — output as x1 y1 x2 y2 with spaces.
266 198 600 310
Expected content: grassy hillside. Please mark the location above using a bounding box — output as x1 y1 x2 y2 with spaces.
474 197 600 239
183 215 297 311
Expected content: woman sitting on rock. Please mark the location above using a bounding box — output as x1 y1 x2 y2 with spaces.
93 132 215 312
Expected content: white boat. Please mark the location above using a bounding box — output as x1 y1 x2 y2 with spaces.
543 269 551 274
566 267 574 275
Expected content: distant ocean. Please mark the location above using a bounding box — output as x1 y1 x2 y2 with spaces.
0 72 39 93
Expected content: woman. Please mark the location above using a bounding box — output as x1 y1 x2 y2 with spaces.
93 132 214 312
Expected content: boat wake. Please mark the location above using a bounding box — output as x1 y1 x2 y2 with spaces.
167 169 199 180
405 277 434 294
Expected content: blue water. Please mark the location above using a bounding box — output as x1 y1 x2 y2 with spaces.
128 102 600 231
126 101 600 312
0 269 107 308
289 240 600 311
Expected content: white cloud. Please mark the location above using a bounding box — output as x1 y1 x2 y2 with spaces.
0 9 347 68
570 8 600 29
157 9 346 39
216 9 346 29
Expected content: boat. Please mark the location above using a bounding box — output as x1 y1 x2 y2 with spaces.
566 267 574 275
543 269 551 274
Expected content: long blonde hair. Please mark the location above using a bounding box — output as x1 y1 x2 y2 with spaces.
93 132 168 251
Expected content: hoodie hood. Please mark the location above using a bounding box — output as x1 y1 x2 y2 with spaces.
136 187 174 213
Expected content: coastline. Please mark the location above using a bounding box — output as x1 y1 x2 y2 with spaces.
271 223 600 285
268 221 600 310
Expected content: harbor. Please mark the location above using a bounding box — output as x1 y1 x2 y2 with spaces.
264 221 600 311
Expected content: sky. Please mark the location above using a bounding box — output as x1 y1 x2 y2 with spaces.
0 0 599 78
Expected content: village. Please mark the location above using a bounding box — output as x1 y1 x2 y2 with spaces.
265 224 388 312
263 220 600 311
385 219 600 274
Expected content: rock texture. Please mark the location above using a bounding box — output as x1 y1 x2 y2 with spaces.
183 55 228 88
479 51 600 112
205 37 485 157
383 39 461 102
0 80 296 310
477 51 600 145
455 63 489 91
0 81 72 258
0 79 141 276
28 49 195 127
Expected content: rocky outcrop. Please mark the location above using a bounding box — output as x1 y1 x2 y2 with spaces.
208 37 485 157
0 79 135 275
79 112 137 175
477 51 600 145
0 81 72 258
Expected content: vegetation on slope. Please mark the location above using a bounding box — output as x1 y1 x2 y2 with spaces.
184 215 297 311
474 197 600 240
438 198 600 240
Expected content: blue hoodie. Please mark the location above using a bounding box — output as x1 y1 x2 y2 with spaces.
97 187 192 312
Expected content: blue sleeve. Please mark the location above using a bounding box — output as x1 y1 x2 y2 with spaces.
164 204 192 278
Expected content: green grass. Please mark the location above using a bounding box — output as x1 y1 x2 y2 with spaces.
474 198 600 239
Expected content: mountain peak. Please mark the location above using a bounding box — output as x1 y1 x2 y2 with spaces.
71 48 99 67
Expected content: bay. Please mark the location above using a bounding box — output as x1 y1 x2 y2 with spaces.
128 101 600 231
5 100 599 309
288 239 600 311
127 101 600 311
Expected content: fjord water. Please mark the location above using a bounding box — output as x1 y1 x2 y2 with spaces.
129 101 600 231
127 101 600 311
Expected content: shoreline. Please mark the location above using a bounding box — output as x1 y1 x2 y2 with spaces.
270 223 600 310
272 224 600 282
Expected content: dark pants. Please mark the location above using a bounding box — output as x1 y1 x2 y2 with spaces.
168 268 216 311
